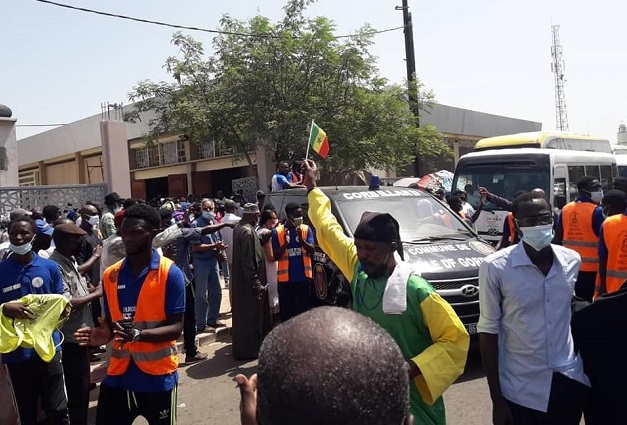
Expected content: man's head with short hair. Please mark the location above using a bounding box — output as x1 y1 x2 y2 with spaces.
242 306 409 425
577 176 601 192
225 199 237 213
614 177 627 193
602 189 627 217
277 161 290 175
120 204 161 256
43 205 61 224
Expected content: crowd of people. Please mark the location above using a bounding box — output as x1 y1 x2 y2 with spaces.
1 162 627 424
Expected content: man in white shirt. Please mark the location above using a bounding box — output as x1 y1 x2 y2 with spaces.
221 200 241 294
478 192 589 424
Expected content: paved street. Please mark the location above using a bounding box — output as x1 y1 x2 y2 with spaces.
86 280 496 424
88 336 494 424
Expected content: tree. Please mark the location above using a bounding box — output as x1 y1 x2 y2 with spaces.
125 0 451 174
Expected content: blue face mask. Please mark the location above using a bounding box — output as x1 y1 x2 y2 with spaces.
202 211 215 221
519 223 554 251
9 242 32 256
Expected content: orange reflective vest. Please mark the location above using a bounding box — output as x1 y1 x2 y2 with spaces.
561 201 599 272
600 214 627 294
275 224 313 283
507 213 516 244
103 257 178 376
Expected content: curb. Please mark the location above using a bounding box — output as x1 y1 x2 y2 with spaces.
178 326 231 353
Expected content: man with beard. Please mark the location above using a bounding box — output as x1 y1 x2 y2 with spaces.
302 160 469 425
231 203 271 359
74 204 185 424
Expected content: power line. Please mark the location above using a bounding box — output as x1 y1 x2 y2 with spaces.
34 0 404 39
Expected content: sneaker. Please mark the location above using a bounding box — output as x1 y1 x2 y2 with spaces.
185 352 209 364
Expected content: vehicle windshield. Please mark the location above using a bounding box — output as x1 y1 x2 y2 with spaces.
335 196 470 242
453 162 550 211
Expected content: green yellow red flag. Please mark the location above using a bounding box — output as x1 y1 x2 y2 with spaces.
308 121 330 159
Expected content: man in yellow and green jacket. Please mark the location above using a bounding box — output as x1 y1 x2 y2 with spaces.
303 160 469 425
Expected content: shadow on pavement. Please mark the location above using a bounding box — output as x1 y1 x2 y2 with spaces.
185 343 258 380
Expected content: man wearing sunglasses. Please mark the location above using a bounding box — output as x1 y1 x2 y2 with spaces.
479 192 589 425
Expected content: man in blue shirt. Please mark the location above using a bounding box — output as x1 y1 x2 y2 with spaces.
0 215 70 424
191 198 227 332
74 204 186 424
271 161 305 192
272 203 315 322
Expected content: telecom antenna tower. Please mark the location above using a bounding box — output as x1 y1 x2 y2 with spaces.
551 25 569 131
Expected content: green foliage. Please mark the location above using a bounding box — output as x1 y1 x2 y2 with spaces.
125 0 450 172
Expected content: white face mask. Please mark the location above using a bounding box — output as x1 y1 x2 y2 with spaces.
87 215 100 227
519 223 554 252
589 191 604 204
9 242 32 256
291 217 304 227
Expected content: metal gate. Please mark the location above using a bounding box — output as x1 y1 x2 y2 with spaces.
0 184 108 215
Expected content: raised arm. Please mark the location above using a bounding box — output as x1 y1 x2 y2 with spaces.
303 160 358 282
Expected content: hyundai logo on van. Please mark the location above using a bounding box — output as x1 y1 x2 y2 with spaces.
460 284 479 297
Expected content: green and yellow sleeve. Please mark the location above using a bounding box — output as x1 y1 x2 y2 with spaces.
411 289 470 405
308 188 359 283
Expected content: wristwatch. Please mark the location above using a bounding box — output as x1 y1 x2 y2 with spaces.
131 328 141 343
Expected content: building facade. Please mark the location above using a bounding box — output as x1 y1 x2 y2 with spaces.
17 103 540 198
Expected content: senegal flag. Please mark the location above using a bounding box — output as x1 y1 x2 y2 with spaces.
309 121 330 158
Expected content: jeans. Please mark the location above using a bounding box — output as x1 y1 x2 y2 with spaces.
184 280 198 355
222 258 230 283
193 256 222 328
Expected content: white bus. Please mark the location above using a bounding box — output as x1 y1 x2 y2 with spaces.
452 148 617 243
475 131 612 153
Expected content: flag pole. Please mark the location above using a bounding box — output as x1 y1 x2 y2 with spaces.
305 119 314 161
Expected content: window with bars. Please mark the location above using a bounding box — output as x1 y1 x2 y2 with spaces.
147 145 160 167
134 147 149 169
177 140 187 162
198 140 216 159
161 141 178 165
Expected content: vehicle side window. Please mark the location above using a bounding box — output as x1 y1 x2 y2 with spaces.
585 165 600 179
568 166 585 197
554 178 567 208
600 165 613 191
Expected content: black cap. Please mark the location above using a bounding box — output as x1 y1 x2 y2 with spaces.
354 212 400 244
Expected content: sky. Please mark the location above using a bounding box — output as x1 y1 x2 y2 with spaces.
3 0 626 142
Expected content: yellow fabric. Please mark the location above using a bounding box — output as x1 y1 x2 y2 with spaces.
411 292 469 404
0 294 69 362
308 188 359 282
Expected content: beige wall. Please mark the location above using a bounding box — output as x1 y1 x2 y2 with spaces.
84 155 104 184
46 161 79 184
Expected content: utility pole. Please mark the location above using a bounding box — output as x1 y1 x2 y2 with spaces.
396 0 420 176
551 25 569 131
397 0 419 125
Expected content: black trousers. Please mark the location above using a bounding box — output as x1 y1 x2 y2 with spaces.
7 351 69 425
61 341 90 425
183 280 198 355
506 372 588 425
575 271 596 302
278 280 311 322
96 383 177 425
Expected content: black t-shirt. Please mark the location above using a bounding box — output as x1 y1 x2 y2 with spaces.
75 229 102 285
